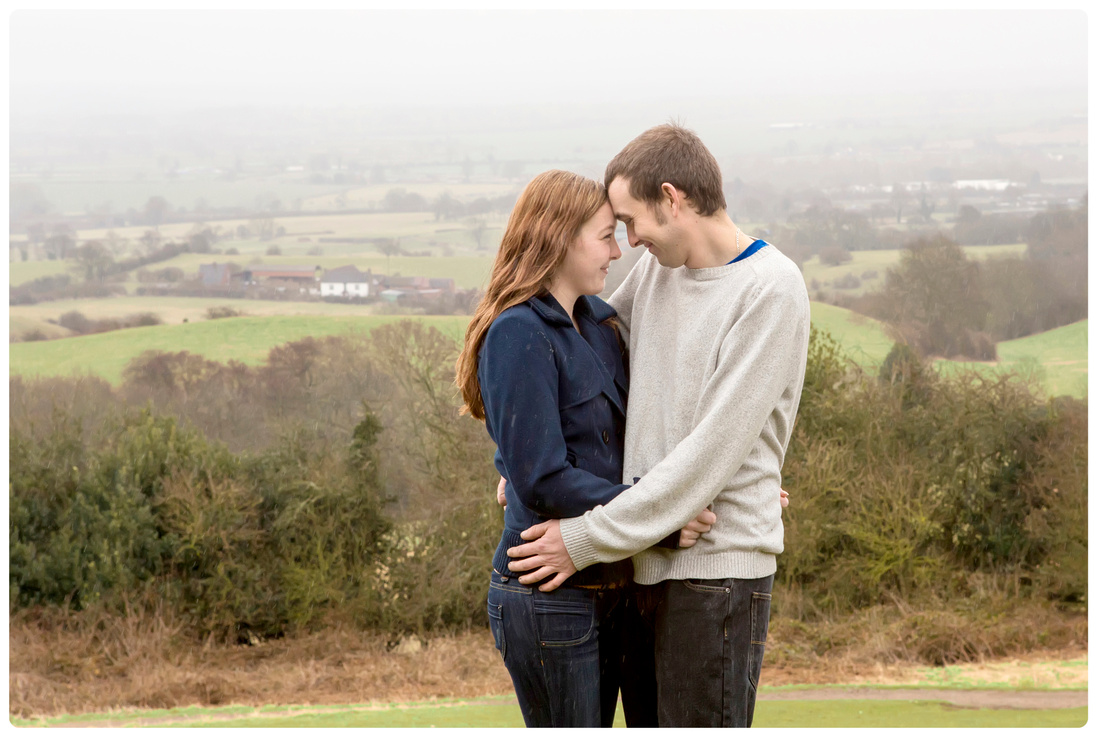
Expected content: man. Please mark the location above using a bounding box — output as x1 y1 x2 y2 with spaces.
505 123 811 727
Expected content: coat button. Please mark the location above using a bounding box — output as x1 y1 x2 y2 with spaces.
602 430 610 444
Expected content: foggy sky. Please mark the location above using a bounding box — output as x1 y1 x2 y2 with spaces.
10 9 1088 118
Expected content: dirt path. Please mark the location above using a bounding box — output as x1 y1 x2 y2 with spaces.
758 687 1087 709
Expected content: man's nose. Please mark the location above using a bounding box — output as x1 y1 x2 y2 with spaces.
626 224 641 248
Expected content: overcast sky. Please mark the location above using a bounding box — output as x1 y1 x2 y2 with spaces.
9 9 1088 117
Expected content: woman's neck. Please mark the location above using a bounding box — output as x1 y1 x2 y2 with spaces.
547 284 581 332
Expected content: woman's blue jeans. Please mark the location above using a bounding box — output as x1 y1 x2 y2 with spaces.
487 569 642 727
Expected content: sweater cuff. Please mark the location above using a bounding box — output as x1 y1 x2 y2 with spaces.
560 515 601 572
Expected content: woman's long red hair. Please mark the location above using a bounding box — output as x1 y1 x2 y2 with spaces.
456 170 607 420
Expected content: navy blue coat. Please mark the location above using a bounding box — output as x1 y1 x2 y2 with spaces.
479 292 635 587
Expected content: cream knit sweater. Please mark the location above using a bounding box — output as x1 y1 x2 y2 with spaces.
559 243 811 583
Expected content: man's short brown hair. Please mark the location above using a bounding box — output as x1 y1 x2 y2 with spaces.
604 123 726 217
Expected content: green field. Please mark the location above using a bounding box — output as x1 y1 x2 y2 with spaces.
8 315 470 385
8 303 1086 399
808 301 895 370
935 319 1088 399
9 306 889 386
8 258 73 286
11 694 1087 728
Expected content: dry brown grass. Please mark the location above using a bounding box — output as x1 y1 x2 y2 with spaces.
9 604 513 719
9 600 1087 719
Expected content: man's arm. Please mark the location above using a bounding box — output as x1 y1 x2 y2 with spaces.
495 475 720 548
509 275 809 586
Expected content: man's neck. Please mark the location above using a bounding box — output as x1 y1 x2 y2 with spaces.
683 211 747 269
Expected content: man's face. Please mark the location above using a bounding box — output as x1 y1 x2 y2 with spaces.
607 176 686 268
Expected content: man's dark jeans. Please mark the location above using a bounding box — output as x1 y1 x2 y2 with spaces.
631 574 775 727
488 569 636 727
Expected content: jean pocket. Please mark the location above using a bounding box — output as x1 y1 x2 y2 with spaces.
682 578 732 594
748 591 771 691
533 599 595 647
487 601 506 661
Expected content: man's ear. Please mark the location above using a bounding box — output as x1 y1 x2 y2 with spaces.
660 182 680 216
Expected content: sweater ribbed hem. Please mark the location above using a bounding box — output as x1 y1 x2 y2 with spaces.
630 549 777 584
560 516 601 572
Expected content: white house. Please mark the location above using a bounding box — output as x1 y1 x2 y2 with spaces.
320 265 371 297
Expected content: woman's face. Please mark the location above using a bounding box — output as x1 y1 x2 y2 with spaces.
554 202 622 297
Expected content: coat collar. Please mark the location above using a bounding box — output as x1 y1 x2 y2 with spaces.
529 292 617 327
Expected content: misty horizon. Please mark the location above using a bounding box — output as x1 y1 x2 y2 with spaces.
11 9 1087 118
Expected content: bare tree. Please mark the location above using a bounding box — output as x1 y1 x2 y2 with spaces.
143 196 170 230
71 241 114 281
466 218 489 250
375 238 403 273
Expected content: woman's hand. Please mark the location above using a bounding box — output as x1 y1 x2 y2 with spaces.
678 507 717 548
497 476 508 508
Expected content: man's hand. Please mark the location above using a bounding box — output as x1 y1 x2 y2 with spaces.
506 519 577 592
679 507 717 548
497 476 507 508
781 489 790 509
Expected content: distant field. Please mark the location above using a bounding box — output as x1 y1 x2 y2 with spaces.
799 243 1027 297
8 295 1085 398
8 313 73 340
9 252 496 294
8 315 470 385
67 210 506 255
12 240 1025 299
8 259 72 286
10 296 428 329
20 176 519 220
934 320 1088 400
300 182 518 211
10 300 889 380
808 302 895 370
167 253 496 288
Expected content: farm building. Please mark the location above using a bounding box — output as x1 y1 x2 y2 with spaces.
244 265 320 284
198 263 232 287
384 275 456 293
320 265 373 298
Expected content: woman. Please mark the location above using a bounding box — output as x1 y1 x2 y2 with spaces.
456 170 711 727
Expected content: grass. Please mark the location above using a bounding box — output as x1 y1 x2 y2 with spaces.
8 259 72 286
9 301 1086 399
9 610 1086 725
8 313 72 340
8 315 470 385
10 696 1087 728
808 301 895 370
933 320 1088 400
9 305 888 386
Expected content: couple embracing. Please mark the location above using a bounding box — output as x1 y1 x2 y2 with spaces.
456 124 811 727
